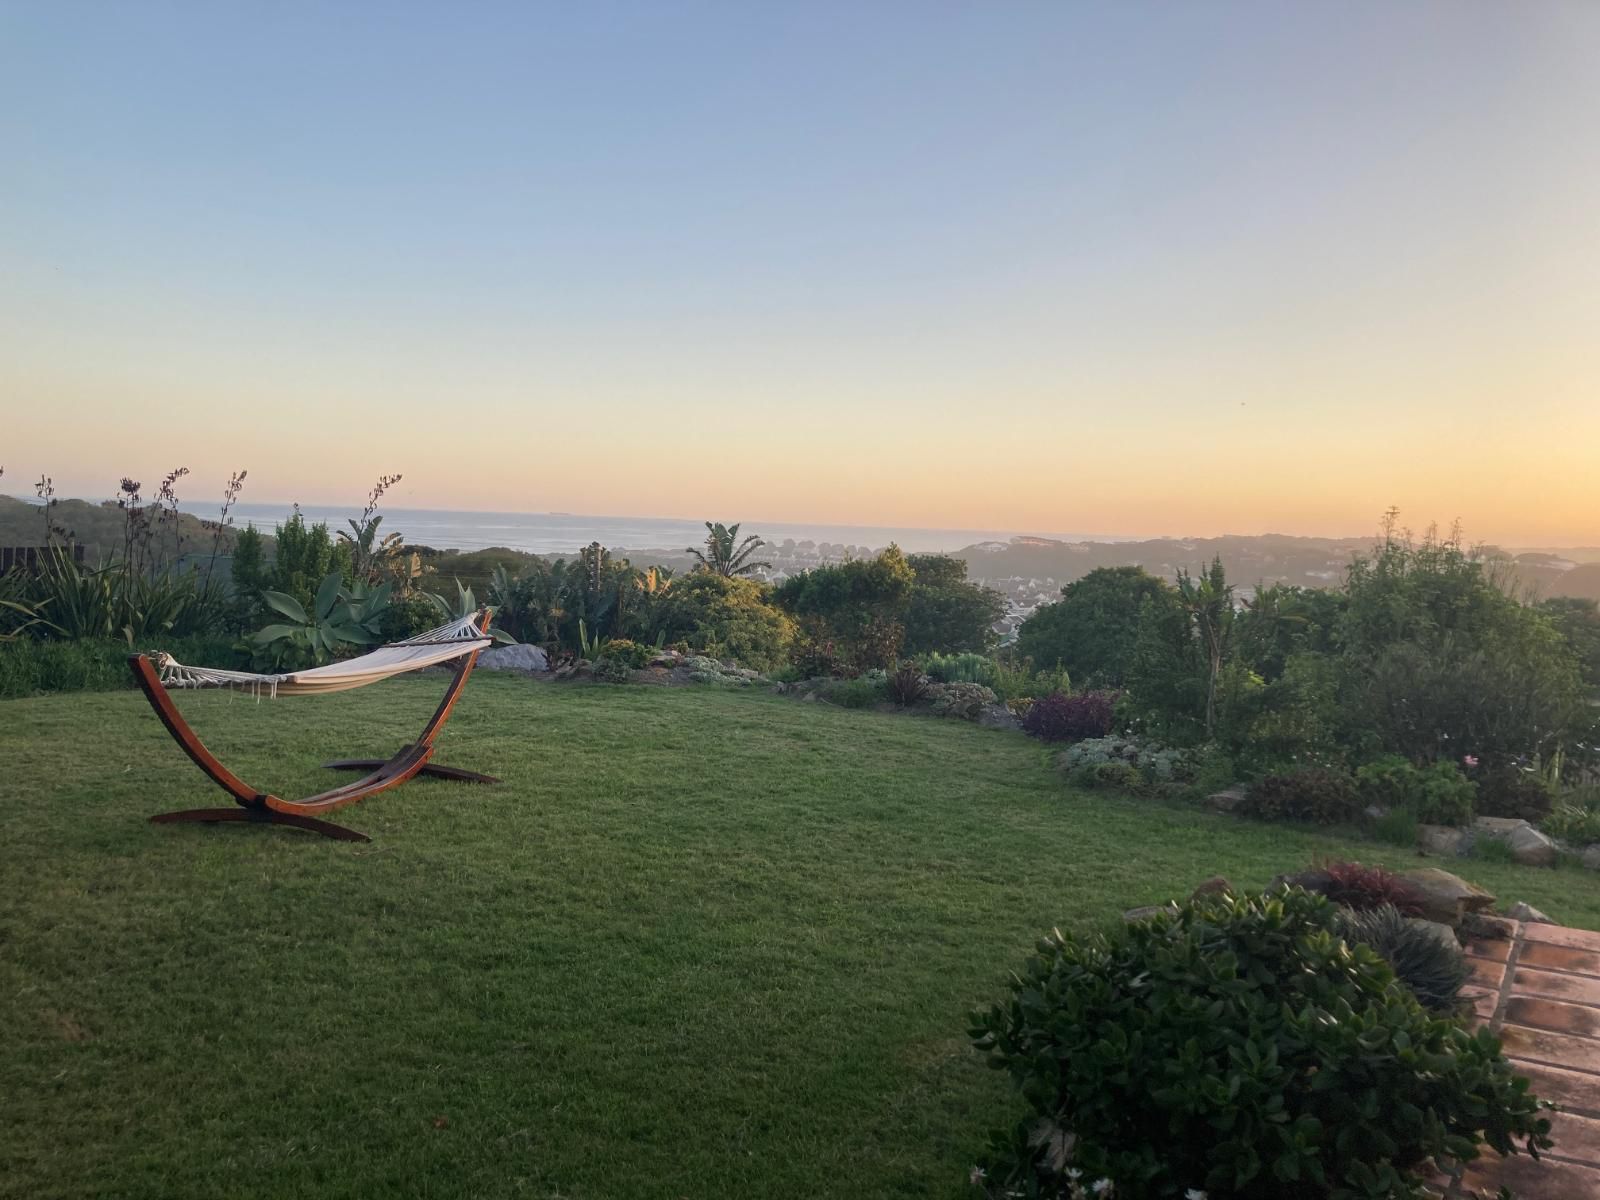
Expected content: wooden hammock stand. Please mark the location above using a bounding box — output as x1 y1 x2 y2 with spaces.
128 610 498 843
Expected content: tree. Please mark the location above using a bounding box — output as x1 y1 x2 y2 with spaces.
1540 597 1600 694
1175 558 1236 740
1015 566 1172 686
647 573 793 670
687 521 771 577
772 546 916 670
902 553 1005 655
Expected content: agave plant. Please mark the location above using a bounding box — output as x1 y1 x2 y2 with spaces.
422 578 516 644
250 571 392 668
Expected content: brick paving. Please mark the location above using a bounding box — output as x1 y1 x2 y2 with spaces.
1435 918 1600 1197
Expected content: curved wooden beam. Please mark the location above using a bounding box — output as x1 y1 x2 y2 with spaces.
131 609 494 841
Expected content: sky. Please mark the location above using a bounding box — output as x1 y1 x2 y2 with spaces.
2 1 1597 545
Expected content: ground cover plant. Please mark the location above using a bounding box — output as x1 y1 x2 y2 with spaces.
4 680 1599 1199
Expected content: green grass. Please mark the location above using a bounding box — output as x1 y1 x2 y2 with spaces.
4 677 1599 1199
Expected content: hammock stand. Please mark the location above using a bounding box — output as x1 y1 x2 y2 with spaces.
128 609 497 843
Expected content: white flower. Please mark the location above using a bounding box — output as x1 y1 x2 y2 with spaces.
1066 1167 1083 1180
1185 1191 1208 1200
969 1166 987 1187
1090 1181 1113 1196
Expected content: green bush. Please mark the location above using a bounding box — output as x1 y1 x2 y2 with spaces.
1058 735 1200 785
922 651 997 688
379 593 443 642
1474 766 1555 823
1065 761 1147 795
1335 903 1467 1012
969 888 1551 1199
0 634 244 699
1542 787 1600 847
1357 756 1475 827
597 639 652 669
923 680 996 721
820 676 887 709
1241 767 1362 826
649 574 793 671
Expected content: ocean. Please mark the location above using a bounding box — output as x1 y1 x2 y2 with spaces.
226 503 1086 556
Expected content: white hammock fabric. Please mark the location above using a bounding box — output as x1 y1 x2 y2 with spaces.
155 614 491 698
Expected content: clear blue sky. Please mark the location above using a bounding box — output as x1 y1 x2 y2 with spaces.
3 2 1597 542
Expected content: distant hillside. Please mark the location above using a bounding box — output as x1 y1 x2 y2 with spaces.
949 534 1600 604
0 495 240 564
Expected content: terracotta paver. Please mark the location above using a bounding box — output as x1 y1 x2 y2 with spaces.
1439 920 1600 1198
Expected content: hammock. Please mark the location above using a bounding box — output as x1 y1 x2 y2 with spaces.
128 609 500 842
154 614 492 697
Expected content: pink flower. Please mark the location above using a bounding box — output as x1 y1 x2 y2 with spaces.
1463 754 1479 768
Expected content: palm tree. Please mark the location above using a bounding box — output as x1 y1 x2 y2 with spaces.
687 522 771 577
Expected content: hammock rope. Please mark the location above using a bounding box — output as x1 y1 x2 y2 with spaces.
155 613 492 698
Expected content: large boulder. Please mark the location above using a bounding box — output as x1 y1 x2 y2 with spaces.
1204 787 1248 815
1504 824 1559 868
478 643 549 673
1399 867 1497 926
976 703 1022 732
1417 823 1473 857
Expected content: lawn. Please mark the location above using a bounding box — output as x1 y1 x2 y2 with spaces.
4 676 1598 1200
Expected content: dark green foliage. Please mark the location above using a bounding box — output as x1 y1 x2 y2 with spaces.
647 573 793 671
772 547 914 671
886 662 929 707
1540 596 1600 693
969 888 1551 1200
1015 566 1172 686
1336 904 1468 1012
901 554 1005 656
820 676 887 709
379 592 444 642
268 509 353 608
1474 766 1555 823
0 633 243 698
1319 861 1424 917
1543 787 1600 847
1237 583 1348 682
1065 760 1147 795
1357 756 1475 827
1241 767 1362 826
596 639 652 670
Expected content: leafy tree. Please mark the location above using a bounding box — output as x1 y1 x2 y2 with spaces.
1015 566 1172 686
1237 583 1346 682
647 573 793 670
1541 596 1600 694
772 546 915 670
902 554 1005 655
687 521 770 577
1176 557 1236 739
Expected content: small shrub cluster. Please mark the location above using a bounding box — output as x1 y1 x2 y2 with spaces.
1357 756 1475 827
1542 786 1600 847
682 655 761 687
1318 860 1424 916
1336 903 1468 1012
597 639 652 669
1057 735 1200 784
820 675 888 709
1065 760 1147 795
1474 765 1555 823
921 651 1072 703
924 680 996 721
1020 690 1118 743
886 662 928 707
1241 767 1362 826
969 888 1550 1200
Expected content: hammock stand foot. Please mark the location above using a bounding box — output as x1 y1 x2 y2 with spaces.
149 807 371 843
322 753 500 785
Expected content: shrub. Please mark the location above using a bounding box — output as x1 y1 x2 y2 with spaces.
886 662 928 707
1020 690 1118 743
1336 903 1468 1012
1357 755 1475 827
820 676 887 709
789 626 847 678
1057 735 1200 784
379 593 443 642
922 651 997 688
1065 761 1146 795
591 656 632 683
1319 861 1424 916
0 634 243 699
969 888 1551 1199
1475 765 1555 823
924 680 996 721
649 573 793 671
597 639 651 669
1541 788 1600 847
1241 767 1362 825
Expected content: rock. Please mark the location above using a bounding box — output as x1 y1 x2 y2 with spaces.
1204 787 1248 814
1190 875 1234 900
1582 845 1600 872
476 643 549 673
1400 867 1497 926
800 692 817 703
976 703 1022 731
1503 901 1554 924
1473 816 1532 836
1417 823 1472 857
1504 824 1558 868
